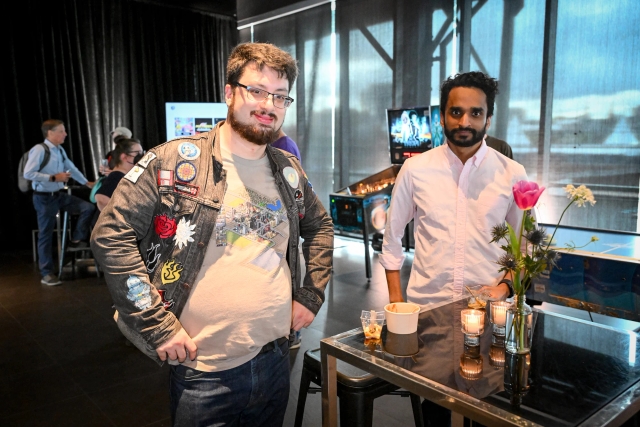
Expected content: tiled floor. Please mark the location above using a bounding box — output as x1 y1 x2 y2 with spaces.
0 236 416 426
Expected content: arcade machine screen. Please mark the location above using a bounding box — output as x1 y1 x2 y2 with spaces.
386 106 432 164
430 105 445 148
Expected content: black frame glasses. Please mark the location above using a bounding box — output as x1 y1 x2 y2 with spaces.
233 82 294 109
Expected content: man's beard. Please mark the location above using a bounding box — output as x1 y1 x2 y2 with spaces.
444 122 488 148
227 99 280 146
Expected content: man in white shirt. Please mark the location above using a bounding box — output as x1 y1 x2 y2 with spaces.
380 72 527 309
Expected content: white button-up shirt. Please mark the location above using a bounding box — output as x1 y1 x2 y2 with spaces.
379 140 528 308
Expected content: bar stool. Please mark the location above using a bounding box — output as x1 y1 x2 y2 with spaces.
58 210 100 280
294 348 424 427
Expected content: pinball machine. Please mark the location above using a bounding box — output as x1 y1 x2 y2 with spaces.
329 105 440 279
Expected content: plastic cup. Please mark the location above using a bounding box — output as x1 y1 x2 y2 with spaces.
384 302 420 334
360 310 385 339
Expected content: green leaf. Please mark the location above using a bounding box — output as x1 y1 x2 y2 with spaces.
507 223 520 255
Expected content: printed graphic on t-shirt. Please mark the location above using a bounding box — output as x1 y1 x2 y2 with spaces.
215 186 288 272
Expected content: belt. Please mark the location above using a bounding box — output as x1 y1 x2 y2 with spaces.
259 336 289 354
33 190 61 196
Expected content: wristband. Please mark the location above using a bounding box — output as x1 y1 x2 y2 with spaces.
50 175 55 182
499 279 514 298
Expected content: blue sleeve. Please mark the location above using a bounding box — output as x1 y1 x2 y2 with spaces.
23 145 48 182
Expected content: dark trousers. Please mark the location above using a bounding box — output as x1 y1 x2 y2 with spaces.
170 338 290 427
33 191 95 277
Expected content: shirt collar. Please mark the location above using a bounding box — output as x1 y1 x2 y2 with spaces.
44 139 56 149
444 137 489 167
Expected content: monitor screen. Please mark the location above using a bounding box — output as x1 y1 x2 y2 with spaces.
430 105 445 148
165 102 228 142
386 106 432 164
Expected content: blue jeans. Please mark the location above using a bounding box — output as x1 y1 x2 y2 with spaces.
33 192 95 277
170 338 290 427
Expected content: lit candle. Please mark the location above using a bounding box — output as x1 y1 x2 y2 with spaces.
467 316 480 334
491 301 509 327
461 309 484 335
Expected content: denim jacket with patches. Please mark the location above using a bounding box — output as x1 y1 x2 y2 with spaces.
90 123 334 364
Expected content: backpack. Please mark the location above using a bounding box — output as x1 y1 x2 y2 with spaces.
18 143 51 192
89 176 105 203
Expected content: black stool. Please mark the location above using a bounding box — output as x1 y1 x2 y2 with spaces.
294 348 424 427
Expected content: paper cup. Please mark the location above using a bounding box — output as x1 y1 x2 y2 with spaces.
384 331 419 356
384 302 420 334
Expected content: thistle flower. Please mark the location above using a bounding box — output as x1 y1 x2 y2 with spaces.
525 227 547 246
544 250 560 269
491 223 509 243
497 253 518 270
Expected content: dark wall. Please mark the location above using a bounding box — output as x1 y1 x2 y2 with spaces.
2 0 237 252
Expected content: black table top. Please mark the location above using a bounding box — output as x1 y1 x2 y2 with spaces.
336 299 640 426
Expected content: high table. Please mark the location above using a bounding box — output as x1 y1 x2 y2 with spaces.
321 298 640 426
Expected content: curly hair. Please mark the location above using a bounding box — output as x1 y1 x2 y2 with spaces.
226 42 299 92
440 72 499 117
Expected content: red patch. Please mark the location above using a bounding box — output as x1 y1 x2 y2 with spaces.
154 214 177 238
174 182 199 197
157 290 175 310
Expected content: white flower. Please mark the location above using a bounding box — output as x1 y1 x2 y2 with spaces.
174 217 196 249
563 184 596 207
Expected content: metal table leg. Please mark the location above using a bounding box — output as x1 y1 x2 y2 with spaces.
58 211 68 279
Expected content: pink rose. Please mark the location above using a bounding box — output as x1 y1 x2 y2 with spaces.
513 181 545 210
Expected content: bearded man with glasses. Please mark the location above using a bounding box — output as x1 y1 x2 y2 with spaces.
92 42 334 427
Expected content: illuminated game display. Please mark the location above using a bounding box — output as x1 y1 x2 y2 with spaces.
165 102 228 141
386 106 432 164
430 105 444 148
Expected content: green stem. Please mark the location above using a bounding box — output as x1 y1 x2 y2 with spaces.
545 198 575 252
516 296 526 350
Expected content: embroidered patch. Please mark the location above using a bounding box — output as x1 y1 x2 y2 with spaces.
145 243 161 273
175 161 196 182
154 214 177 239
174 182 199 197
174 217 196 249
124 165 145 183
137 151 157 168
161 259 184 285
126 275 152 310
177 142 201 161
283 167 299 188
157 170 174 186
294 189 303 200
158 290 175 310
266 199 282 211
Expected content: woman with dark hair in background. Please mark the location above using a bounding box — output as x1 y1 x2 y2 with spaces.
94 138 144 211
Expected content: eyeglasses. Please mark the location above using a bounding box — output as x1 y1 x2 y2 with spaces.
127 150 145 157
233 82 294 109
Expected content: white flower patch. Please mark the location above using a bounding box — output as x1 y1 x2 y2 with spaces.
174 217 196 249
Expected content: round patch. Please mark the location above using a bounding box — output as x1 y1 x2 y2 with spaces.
294 189 303 200
177 142 201 161
283 167 299 188
175 162 196 182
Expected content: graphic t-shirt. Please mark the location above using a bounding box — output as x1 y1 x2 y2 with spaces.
177 141 292 372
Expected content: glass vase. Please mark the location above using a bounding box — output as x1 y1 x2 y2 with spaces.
504 352 531 407
505 295 533 354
